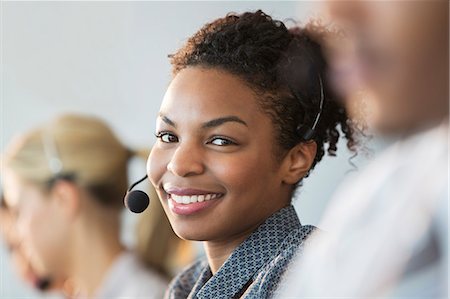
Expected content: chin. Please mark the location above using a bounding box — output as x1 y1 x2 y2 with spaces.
171 223 213 241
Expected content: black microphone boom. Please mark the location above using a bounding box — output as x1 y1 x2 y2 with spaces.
124 175 150 213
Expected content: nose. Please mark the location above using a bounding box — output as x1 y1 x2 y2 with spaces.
166 142 205 177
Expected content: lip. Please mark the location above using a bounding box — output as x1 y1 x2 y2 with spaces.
168 196 221 216
163 186 224 216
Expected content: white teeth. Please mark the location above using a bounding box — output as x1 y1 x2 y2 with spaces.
170 193 220 205
190 195 198 203
172 194 183 203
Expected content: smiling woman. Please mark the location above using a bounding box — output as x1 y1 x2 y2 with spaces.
147 10 360 299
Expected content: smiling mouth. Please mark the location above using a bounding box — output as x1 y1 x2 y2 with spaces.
169 193 224 204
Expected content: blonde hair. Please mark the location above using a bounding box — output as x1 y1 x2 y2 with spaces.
3 113 193 277
3 114 130 207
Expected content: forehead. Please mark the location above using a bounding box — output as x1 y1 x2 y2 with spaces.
160 67 264 123
2 169 22 207
2 169 43 209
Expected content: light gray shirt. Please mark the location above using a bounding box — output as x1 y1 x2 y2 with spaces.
94 251 168 299
278 123 448 298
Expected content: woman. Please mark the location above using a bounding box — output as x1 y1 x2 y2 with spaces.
1 114 175 298
278 1 449 298
147 10 359 299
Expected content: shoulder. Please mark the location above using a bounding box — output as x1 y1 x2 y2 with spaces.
247 225 318 298
277 224 318 253
96 252 168 299
128 255 169 292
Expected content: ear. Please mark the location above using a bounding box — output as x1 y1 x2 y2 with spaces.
280 141 317 185
49 181 81 220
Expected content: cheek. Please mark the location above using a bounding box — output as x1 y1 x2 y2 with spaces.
19 202 66 272
147 148 168 188
16 205 48 262
211 153 274 196
17 203 46 244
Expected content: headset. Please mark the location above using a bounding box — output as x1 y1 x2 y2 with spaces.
124 76 325 214
42 129 64 176
124 175 150 213
296 75 325 141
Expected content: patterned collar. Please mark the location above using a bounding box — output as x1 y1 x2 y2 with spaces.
167 205 313 299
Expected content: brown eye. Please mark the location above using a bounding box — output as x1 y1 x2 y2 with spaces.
156 132 178 143
208 137 236 146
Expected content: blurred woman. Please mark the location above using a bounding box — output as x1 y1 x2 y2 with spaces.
278 1 448 298
1 114 177 298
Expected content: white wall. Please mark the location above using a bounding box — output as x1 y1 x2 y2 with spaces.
0 2 374 297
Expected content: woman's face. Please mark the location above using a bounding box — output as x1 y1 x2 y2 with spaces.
325 1 449 134
148 67 293 242
2 170 69 279
0 202 45 289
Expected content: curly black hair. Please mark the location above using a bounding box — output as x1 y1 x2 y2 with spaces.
169 10 358 177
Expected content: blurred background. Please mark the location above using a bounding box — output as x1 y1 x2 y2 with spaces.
1 1 379 297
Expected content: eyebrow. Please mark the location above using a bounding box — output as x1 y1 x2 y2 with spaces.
202 116 248 128
158 114 248 129
160 114 177 127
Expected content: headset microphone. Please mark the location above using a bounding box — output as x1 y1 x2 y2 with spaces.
297 75 325 141
124 175 150 213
